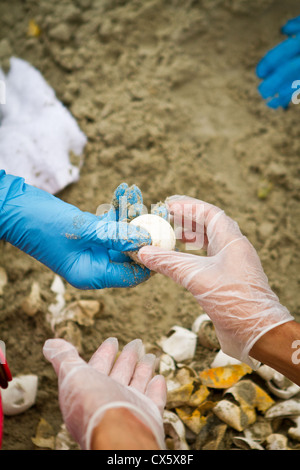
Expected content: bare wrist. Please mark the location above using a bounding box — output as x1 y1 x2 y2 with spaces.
91 407 161 450
250 320 300 385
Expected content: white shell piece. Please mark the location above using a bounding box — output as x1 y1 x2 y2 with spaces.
51 275 65 295
1 374 38 416
159 353 176 378
47 275 66 329
210 350 242 368
287 416 300 442
213 399 244 432
191 314 210 333
233 436 264 450
256 364 277 382
158 326 197 362
266 380 300 399
129 214 176 251
265 433 290 450
163 410 189 450
265 399 300 419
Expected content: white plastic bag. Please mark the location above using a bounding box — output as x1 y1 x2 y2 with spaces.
0 57 86 194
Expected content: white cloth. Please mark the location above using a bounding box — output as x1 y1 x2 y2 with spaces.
0 57 86 194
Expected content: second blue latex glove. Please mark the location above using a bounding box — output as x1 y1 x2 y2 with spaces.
256 15 300 109
0 171 151 289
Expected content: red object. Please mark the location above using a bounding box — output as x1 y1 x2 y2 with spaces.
0 346 12 449
0 348 12 389
0 391 3 448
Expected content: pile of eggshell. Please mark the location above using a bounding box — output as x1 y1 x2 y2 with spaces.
151 312 300 450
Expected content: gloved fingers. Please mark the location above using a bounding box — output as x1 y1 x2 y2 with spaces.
127 202 146 221
43 338 87 383
266 84 295 109
88 337 119 374
104 259 151 288
98 183 145 222
129 353 156 393
145 375 167 416
151 204 169 221
166 196 220 249
138 246 208 294
108 249 131 263
166 196 243 256
258 55 300 99
256 36 300 79
111 183 144 222
281 16 300 36
109 339 144 386
93 221 151 252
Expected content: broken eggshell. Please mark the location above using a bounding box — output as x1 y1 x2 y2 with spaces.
192 313 220 350
213 399 252 432
213 380 274 432
287 416 300 442
159 353 176 378
264 433 290 450
163 410 189 450
233 436 264 450
265 398 300 420
1 374 38 416
198 363 252 389
210 350 242 368
158 326 197 363
266 378 300 400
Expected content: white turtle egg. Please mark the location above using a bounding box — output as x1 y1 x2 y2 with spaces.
129 214 176 263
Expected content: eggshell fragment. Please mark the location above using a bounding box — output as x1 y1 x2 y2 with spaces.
158 326 197 362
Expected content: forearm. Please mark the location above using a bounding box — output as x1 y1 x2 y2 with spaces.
91 407 161 450
250 320 300 385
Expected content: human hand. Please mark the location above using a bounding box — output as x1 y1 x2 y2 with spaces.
0 171 151 289
256 15 300 109
43 337 167 450
138 196 294 368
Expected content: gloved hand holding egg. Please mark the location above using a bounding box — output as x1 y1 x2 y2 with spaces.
138 196 294 368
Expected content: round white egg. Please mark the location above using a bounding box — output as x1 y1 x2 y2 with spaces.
130 214 176 251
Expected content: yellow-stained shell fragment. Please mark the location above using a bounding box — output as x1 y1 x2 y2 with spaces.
167 382 194 409
213 399 255 432
175 407 207 434
213 398 256 432
226 380 275 413
213 380 274 432
198 364 252 389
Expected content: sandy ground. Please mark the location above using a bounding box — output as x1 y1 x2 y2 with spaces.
0 0 299 450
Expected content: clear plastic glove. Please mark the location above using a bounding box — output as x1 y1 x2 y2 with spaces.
43 337 167 450
256 15 300 109
0 170 151 289
138 196 294 368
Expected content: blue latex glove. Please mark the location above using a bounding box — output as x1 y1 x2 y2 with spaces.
256 15 300 109
0 170 152 289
